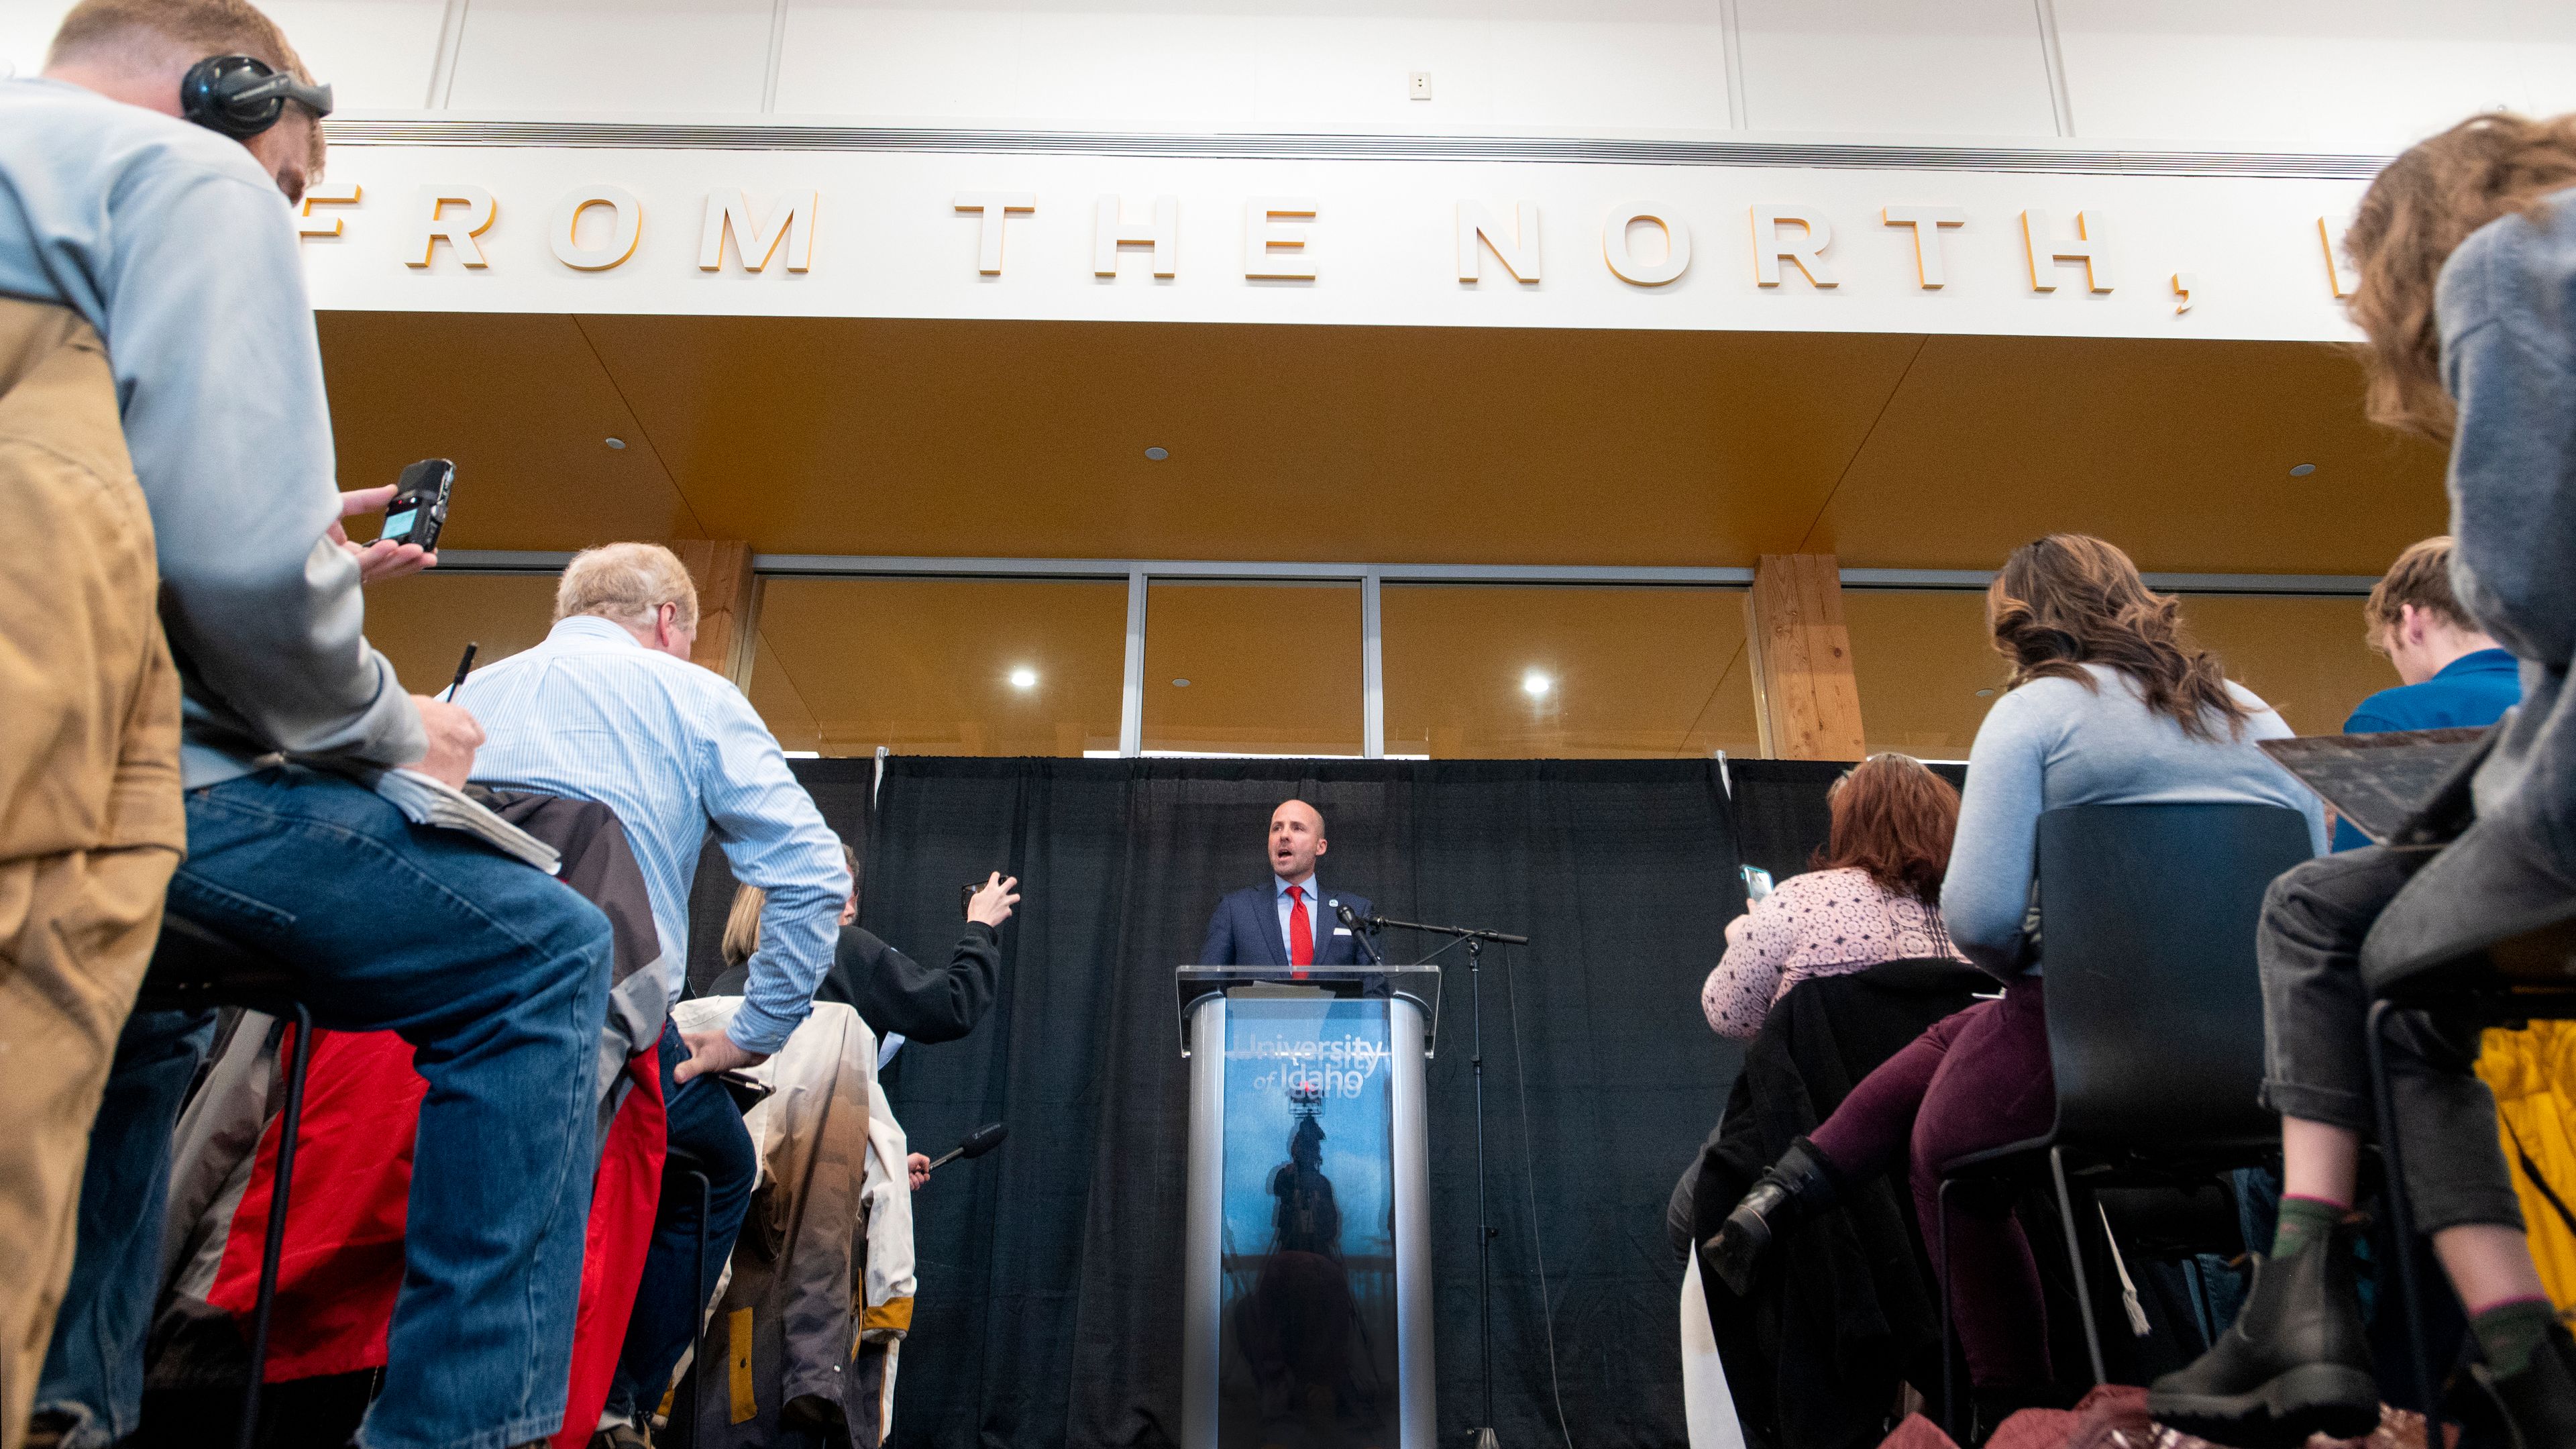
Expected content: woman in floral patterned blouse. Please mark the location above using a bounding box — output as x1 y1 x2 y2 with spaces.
1701 753 1969 1039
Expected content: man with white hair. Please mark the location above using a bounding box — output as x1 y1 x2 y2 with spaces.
458 542 849 1445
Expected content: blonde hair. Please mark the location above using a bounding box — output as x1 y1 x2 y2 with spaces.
50 0 327 172
2363 537 2477 649
720 883 765 968
555 543 700 633
720 843 855 967
2347 111 2576 440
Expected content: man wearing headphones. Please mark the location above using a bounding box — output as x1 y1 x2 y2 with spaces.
2 5 614 1449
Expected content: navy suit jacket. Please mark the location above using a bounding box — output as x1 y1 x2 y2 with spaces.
1198 881 1375 967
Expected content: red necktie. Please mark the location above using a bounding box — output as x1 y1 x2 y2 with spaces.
1287 884 1315 974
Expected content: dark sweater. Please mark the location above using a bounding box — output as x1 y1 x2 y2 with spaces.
709 922 1000 1044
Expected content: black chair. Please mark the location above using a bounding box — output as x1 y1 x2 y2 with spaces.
133 912 317 1449
663 1146 716 1446
1931 802 2316 1433
2361 890 2576 1417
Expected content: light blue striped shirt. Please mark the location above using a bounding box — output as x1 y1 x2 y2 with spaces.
459 616 849 1053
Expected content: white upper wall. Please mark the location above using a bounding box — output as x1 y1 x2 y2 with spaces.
4 0 2572 152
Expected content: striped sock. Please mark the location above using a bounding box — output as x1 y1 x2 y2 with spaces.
2472 1295 2560 1379
2269 1193 2347 1260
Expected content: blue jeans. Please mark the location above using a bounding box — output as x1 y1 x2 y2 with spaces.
32 1008 217 1448
133 765 613 1449
603 1021 757 1422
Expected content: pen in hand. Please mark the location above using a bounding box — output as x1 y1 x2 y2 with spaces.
444 642 478 702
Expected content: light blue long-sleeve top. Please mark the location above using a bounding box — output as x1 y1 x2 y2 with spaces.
0 77 421 785
460 616 851 1053
1941 662 2328 977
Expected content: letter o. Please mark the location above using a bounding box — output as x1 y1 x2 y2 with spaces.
1603 204 1690 286
549 185 642 271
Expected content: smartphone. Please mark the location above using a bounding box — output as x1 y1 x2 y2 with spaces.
1740 865 1776 904
712 1069 775 1113
380 458 455 551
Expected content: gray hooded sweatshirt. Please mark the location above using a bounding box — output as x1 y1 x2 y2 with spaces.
2437 184 2576 862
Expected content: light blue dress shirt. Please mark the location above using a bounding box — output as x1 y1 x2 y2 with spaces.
1274 873 1324 960
460 616 850 1053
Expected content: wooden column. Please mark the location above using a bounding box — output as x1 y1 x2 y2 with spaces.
671 539 760 692
1743 553 1868 760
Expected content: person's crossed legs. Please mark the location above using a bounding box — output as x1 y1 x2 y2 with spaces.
139 765 613 1449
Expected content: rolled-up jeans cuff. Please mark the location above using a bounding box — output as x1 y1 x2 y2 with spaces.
2259 1079 2373 1135
2416 1185 2527 1236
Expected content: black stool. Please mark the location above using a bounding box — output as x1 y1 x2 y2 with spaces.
134 913 317 1449
2363 892 2576 1419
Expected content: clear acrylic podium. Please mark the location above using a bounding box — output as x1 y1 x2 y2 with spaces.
1175 965 1441 1449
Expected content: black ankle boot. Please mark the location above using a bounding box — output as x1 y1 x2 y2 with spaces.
2147 1224 2378 1448
2463 1320 2576 1449
1703 1137 1837 1297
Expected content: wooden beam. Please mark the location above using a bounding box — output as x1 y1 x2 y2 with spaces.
670 539 760 692
1743 553 1867 760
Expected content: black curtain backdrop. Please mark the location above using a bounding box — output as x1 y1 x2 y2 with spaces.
684 757 876 991
861 757 1755 1449
1725 759 1969 885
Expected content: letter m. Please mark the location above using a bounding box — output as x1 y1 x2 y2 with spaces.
698 189 816 272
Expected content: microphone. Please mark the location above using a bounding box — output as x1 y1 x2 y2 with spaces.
1334 902 1383 965
923 1120 1008 1173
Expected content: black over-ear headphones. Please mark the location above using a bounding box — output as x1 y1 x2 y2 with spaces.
178 54 333 139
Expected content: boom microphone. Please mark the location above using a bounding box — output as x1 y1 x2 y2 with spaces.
923 1121 1008 1173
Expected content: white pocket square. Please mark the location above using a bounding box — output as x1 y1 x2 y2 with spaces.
1333 927 1351 936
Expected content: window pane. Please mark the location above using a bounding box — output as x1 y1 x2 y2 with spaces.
1844 590 2004 759
364 572 561 696
2182 595 2392 736
1847 590 2395 757
756 577 1126 755
1143 581 1362 755
1381 585 1754 758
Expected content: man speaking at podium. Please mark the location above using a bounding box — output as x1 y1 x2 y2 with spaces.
1198 800 1373 975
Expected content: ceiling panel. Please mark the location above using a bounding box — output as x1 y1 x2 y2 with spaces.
319 312 706 551
317 313 2453 577
1804 334 2449 574
544 315 1917 565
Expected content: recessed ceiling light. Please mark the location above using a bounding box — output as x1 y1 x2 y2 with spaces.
2289 462 2316 477
604 437 627 450
1144 446 1169 461
1522 669 1552 698
1008 667 1037 689
1171 678 1191 687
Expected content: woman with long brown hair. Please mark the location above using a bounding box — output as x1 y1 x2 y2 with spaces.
1705 534 2324 1441
2151 115 2576 1448
1701 753 1968 1039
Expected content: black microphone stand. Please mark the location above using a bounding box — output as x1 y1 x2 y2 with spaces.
1364 914 1527 1449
